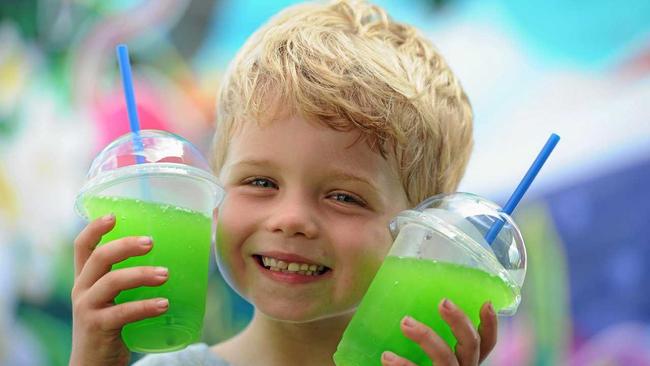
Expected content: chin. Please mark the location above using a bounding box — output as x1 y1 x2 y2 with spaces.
254 297 318 322
254 298 357 324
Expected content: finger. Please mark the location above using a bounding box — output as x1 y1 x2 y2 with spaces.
381 351 418 366
478 302 498 363
74 214 116 278
439 299 480 366
76 236 153 291
97 297 169 331
400 316 459 366
87 266 169 307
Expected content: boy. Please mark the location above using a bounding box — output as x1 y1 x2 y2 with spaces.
70 1 497 365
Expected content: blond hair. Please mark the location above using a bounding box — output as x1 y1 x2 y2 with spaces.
211 0 473 206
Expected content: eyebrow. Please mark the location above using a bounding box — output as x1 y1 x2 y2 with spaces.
229 159 278 170
327 171 379 193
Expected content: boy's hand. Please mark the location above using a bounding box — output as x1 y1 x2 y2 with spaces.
381 299 497 366
69 214 169 366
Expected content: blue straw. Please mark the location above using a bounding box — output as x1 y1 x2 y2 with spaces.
116 44 151 202
116 44 145 164
484 133 560 244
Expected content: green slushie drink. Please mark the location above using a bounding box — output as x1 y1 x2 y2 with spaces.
334 193 526 365
75 130 224 353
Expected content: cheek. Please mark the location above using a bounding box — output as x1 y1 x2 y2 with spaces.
215 196 257 293
331 217 394 302
334 216 393 261
216 194 260 249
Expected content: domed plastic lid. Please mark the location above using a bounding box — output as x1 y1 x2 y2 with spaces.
389 192 527 290
86 130 213 179
75 130 222 218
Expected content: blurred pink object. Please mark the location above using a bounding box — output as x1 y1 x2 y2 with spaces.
92 82 169 150
571 323 650 366
489 319 534 366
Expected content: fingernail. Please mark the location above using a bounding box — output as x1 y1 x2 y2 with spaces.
402 316 416 328
103 213 115 222
442 298 457 311
382 351 397 361
139 236 152 246
154 267 168 277
155 298 169 309
487 301 495 315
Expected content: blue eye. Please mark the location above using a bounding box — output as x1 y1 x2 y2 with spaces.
247 178 277 189
330 193 364 206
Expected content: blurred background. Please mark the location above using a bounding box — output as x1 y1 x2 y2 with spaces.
0 0 649 365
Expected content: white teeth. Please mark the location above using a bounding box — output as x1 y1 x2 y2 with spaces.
259 256 327 276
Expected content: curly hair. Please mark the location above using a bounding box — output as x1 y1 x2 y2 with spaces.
211 0 473 205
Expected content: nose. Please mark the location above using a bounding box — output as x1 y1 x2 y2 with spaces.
264 191 319 239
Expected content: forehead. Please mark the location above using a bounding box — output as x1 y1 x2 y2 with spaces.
230 117 376 166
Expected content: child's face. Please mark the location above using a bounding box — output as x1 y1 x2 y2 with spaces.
215 114 409 322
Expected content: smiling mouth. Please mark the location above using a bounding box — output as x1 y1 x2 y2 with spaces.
253 255 331 276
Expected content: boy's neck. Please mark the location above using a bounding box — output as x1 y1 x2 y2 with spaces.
212 310 353 366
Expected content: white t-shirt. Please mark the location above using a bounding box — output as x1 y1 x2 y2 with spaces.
133 343 230 366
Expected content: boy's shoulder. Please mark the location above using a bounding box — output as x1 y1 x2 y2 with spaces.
132 343 231 366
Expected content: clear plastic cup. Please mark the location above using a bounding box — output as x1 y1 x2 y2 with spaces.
334 192 526 365
74 130 224 353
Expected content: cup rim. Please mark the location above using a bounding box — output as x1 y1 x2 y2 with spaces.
74 162 224 220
